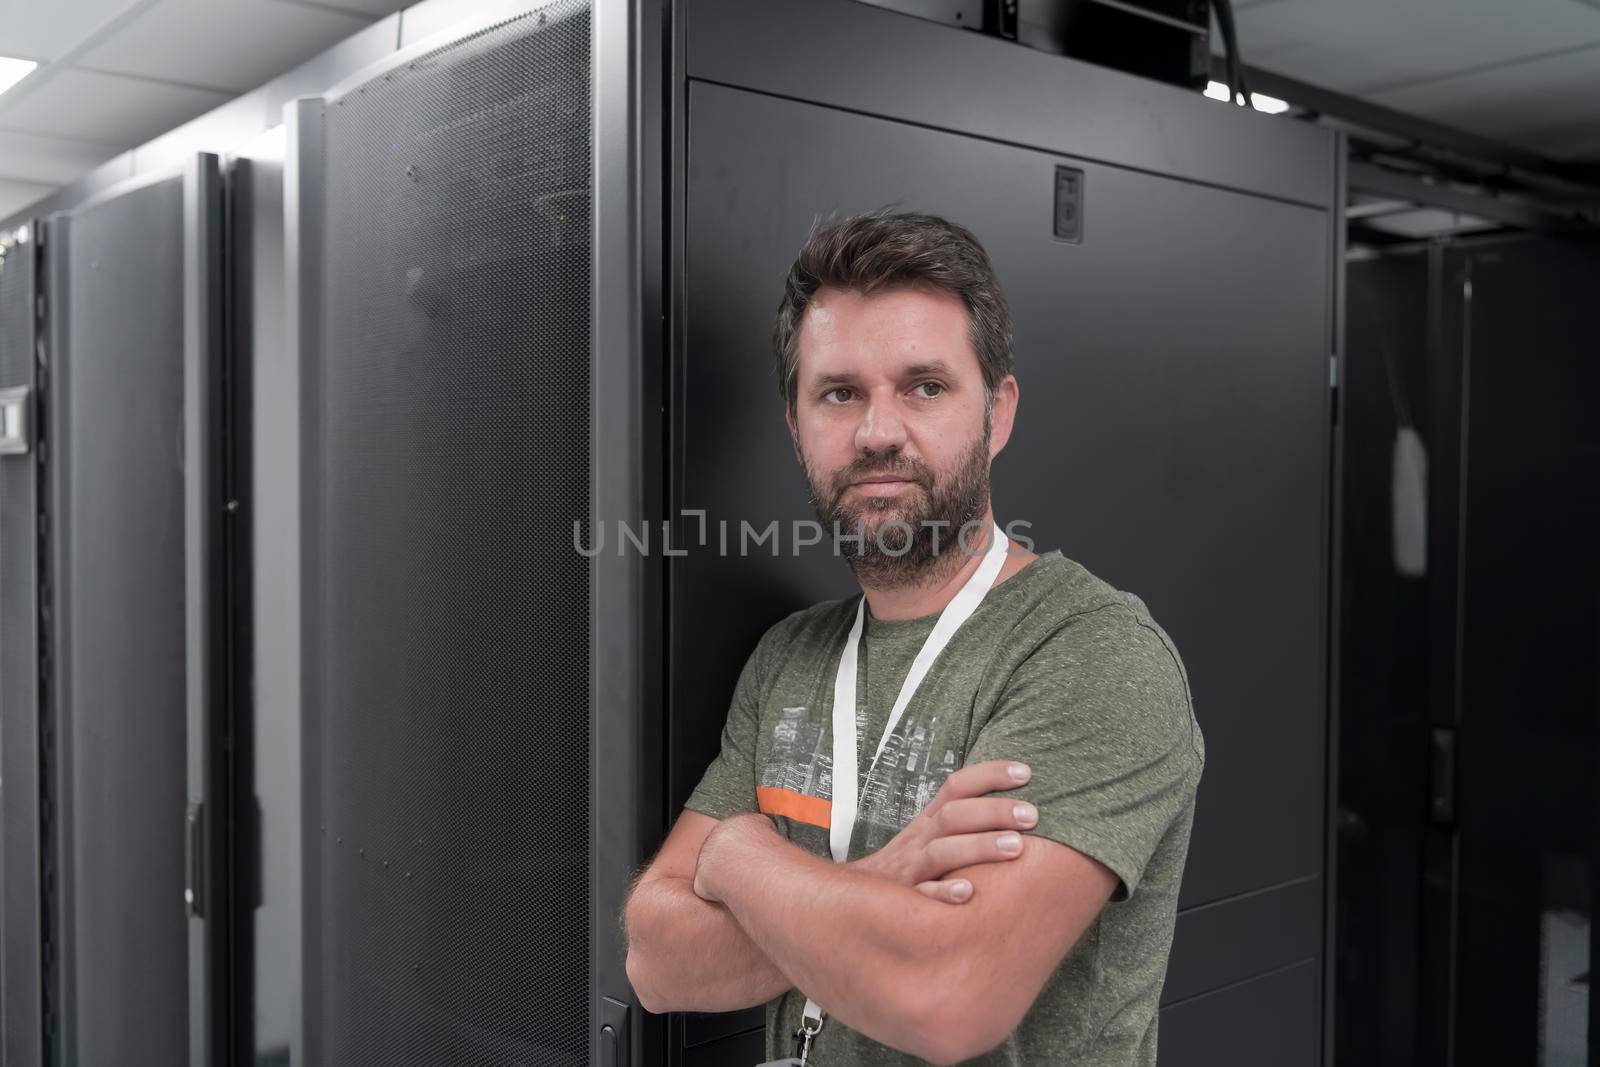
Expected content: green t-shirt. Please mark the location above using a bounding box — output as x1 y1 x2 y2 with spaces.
684 550 1206 1065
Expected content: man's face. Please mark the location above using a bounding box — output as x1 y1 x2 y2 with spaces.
785 284 1017 585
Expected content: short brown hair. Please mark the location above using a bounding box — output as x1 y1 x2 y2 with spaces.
772 209 1015 413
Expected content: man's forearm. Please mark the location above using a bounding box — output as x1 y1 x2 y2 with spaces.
698 821 960 1058
624 875 793 1013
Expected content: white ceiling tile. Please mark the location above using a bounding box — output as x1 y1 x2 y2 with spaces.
78 0 370 93
0 0 146 62
0 177 57 219
1236 0 1600 95
0 67 230 146
0 129 122 183
398 0 532 46
1371 44 1600 159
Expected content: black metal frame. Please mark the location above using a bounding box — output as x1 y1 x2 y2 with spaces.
1322 130 1348 1067
40 208 73 1067
1213 59 1600 238
182 151 232 1067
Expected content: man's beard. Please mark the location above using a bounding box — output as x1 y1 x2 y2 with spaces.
802 421 993 591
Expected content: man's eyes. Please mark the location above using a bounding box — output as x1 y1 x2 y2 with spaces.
820 382 944 404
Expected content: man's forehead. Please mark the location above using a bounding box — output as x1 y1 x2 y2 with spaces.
797 286 975 376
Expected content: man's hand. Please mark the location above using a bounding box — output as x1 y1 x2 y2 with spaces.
692 812 777 902
692 760 1038 906
853 759 1037 903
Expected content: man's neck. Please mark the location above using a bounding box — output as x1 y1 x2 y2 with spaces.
858 511 1005 622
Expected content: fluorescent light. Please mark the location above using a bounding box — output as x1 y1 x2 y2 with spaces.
1203 79 1292 114
0 56 38 97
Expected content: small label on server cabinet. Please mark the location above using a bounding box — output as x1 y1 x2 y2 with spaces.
1054 165 1085 243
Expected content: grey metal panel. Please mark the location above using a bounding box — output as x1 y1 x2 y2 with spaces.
285 95 325 1067
57 171 191 1067
0 224 42 1067
236 147 299 1066
1162 878 1323 1006
677 81 1331 911
593 0 666 1064
1159 960 1320 1066
683 0 1335 209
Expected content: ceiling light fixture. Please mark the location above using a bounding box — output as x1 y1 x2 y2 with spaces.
1204 80 1292 114
0 56 38 97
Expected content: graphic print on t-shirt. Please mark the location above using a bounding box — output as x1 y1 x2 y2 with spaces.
755 702 960 840
755 704 835 828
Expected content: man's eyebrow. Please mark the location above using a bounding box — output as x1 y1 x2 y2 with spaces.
807 361 957 391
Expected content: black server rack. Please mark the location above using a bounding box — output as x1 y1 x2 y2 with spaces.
286 3 650 1064
0 158 231 1067
2 0 1340 1063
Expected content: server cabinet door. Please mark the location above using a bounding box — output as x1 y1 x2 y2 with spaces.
291 3 629 1063
1444 240 1600 1066
46 153 227 1067
0 220 43 1067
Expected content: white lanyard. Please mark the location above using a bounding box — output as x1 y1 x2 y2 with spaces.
798 520 1010 1039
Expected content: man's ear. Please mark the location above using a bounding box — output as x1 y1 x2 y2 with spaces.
988 374 1019 460
784 403 803 463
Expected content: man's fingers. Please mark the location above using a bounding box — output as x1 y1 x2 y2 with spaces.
927 760 1031 815
923 830 1028 880
931 796 1039 837
914 878 974 904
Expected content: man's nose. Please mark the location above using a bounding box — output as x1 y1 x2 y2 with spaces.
854 390 908 454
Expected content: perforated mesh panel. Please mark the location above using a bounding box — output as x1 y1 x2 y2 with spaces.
315 4 593 1064
0 239 41 1067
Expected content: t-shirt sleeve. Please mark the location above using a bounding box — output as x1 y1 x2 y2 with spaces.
682 630 770 821
965 603 1205 902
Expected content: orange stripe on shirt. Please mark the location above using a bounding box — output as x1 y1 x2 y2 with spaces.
756 786 832 829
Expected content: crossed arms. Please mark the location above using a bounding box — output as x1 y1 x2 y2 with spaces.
622 760 1119 1066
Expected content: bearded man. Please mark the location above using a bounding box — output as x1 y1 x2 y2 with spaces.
622 209 1206 1066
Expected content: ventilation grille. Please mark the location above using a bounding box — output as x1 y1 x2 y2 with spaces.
315 3 594 1063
